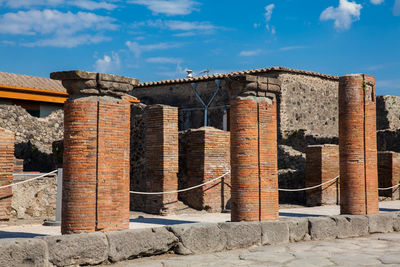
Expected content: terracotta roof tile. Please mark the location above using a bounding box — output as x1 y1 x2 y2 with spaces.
0 71 66 92
135 66 339 88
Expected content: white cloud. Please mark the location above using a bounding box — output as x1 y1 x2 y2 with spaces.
132 19 219 35
0 9 116 35
264 4 275 22
376 79 400 90
264 4 276 34
126 41 181 58
239 49 262 57
280 45 307 51
0 0 117 10
128 0 199 16
24 34 109 48
370 0 384 4
320 0 362 31
146 57 182 64
0 9 116 47
394 0 400 16
94 52 121 74
71 1 117 10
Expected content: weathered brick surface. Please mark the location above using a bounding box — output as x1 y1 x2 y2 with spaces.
0 128 14 220
62 99 130 234
306 145 339 206
378 151 400 199
339 74 379 215
144 105 179 214
230 96 278 222
96 101 130 231
180 127 230 212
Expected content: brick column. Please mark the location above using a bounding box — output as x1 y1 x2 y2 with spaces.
339 74 379 215
227 75 280 221
144 105 179 214
0 128 14 220
51 70 137 234
306 145 339 206
181 127 230 212
378 152 400 199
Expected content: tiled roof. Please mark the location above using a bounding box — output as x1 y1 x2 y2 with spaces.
0 71 66 92
135 66 339 88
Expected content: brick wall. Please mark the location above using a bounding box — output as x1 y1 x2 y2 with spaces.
378 152 400 199
306 145 339 206
62 99 130 234
339 74 379 215
180 127 230 212
230 96 278 222
0 128 14 220
144 105 179 214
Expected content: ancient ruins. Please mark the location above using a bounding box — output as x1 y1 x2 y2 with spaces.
0 66 399 231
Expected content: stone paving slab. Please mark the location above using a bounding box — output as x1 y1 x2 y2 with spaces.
1 201 399 238
111 232 400 266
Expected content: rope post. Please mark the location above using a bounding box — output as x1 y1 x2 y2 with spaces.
43 169 62 226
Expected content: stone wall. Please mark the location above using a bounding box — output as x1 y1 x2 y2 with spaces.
0 104 63 172
11 173 57 219
377 95 400 131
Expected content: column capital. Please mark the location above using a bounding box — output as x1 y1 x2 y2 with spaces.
51 70 139 99
225 75 281 99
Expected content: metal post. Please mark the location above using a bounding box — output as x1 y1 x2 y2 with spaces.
43 168 62 226
56 168 62 222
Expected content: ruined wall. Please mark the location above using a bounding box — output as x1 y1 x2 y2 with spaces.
0 104 63 171
377 95 400 131
11 173 57 219
132 80 228 131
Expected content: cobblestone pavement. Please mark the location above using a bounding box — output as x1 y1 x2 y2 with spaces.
111 232 400 267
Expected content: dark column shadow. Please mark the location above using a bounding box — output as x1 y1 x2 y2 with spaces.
130 217 197 226
0 231 47 239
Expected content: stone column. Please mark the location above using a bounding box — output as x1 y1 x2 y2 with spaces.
227 75 280 221
144 105 179 215
339 74 379 215
0 128 14 220
306 145 339 206
378 151 400 200
51 70 138 234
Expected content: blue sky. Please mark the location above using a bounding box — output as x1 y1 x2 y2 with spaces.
0 0 399 95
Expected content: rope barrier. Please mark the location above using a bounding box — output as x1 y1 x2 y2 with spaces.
378 184 400 191
4 170 398 194
0 170 58 189
278 176 339 192
130 171 231 195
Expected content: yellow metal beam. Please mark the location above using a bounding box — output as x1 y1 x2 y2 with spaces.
0 86 68 104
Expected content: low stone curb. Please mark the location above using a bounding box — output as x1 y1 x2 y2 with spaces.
1 212 400 266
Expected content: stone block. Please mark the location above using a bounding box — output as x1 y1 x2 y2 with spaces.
98 81 133 92
308 217 337 240
167 223 226 255
392 213 400 231
332 215 368 238
368 214 394 233
0 238 48 267
40 232 108 266
107 228 177 262
260 221 289 245
218 222 261 250
51 70 97 80
284 218 309 242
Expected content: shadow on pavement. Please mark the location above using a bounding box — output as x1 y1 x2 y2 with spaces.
0 231 47 239
279 212 324 218
130 217 197 226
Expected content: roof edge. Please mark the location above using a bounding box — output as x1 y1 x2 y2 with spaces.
134 66 339 88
